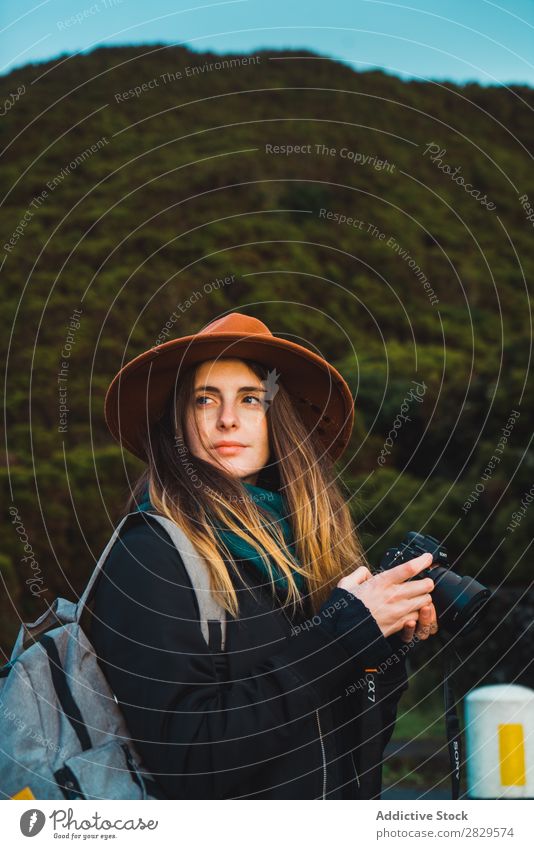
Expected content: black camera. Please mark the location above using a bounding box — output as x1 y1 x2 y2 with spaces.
379 531 491 639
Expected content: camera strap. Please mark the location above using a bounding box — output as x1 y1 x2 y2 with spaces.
443 652 462 799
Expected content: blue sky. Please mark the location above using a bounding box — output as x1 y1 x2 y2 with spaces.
1 0 533 86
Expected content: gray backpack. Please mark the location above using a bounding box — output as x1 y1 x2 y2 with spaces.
0 511 226 801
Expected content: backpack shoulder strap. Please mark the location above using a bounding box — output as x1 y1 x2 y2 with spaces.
76 511 227 651
75 512 141 620
145 513 227 652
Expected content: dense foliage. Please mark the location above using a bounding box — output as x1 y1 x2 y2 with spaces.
1 45 532 655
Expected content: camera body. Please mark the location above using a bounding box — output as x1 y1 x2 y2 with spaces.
379 531 491 639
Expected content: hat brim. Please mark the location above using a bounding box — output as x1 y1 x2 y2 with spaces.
104 332 354 463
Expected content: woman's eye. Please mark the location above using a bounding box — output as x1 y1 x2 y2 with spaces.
195 395 261 406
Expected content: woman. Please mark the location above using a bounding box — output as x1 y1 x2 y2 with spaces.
93 311 437 800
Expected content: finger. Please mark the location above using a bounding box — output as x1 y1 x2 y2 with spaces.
396 575 435 598
399 592 434 616
415 603 439 639
400 620 417 643
419 603 438 631
426 602 439 634
385 552 433 585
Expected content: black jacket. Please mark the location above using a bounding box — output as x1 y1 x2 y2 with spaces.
89 513 408 799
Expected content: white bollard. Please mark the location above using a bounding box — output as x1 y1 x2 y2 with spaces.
465 683 534 798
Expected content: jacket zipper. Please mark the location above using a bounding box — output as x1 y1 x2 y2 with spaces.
315 708 327 799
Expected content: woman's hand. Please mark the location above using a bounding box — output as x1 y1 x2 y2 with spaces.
399 602 439 643
337 553 438 639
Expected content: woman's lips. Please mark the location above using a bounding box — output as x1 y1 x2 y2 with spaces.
215 445 246 455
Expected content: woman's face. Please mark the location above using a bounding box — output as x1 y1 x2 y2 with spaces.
184 358 270 484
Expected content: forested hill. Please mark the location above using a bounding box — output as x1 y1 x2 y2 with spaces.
1 45 533 651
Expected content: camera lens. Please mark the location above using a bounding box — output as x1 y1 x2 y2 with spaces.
431 569 491 637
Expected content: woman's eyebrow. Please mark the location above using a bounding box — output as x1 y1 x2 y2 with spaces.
194 385 266 393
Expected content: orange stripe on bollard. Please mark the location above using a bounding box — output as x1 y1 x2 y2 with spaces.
498 723 526 786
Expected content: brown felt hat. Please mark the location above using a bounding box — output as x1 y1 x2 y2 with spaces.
104 312 354 463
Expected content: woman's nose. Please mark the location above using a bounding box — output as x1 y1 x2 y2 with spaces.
217 402 239 428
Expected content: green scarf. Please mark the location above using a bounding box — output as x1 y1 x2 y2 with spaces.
136 481 306 592
214 482 306 593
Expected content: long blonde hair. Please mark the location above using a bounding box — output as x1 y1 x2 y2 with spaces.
123 359 370 618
